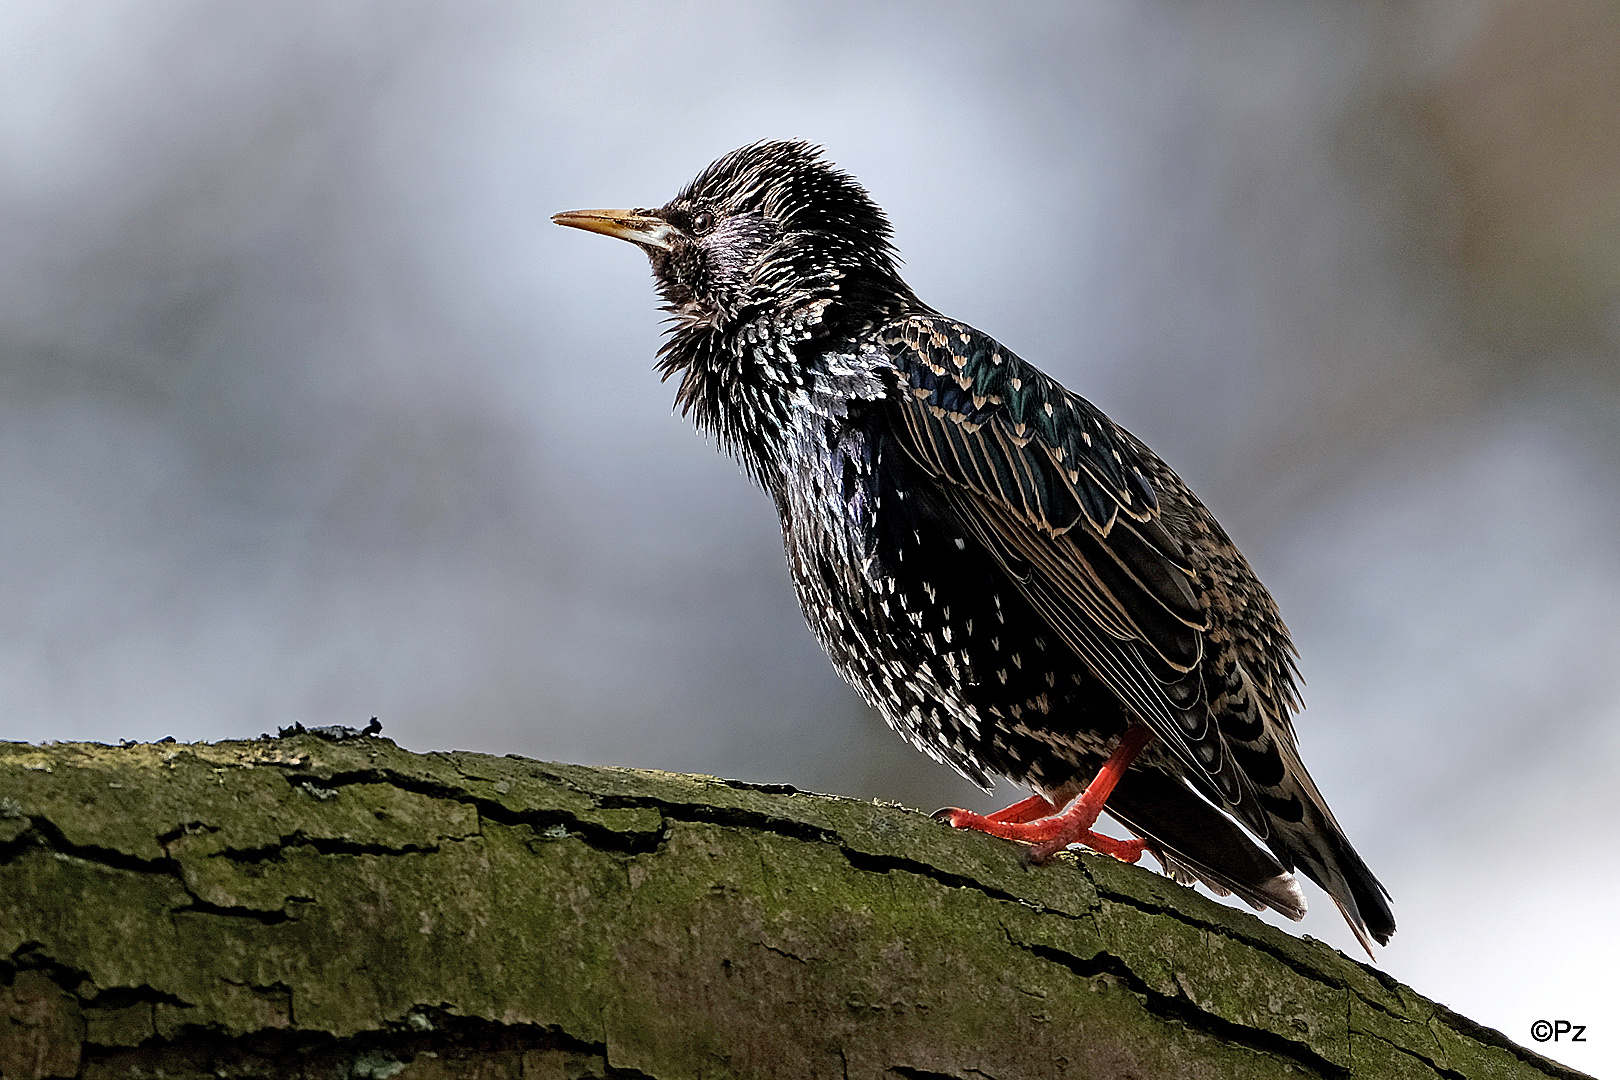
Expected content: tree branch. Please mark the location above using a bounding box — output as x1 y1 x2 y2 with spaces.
0 737 1589 1079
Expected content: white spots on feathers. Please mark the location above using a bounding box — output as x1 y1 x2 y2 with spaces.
770 346 1127 792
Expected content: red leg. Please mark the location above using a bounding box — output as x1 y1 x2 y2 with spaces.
985 793 1057 824
933 725 1154 864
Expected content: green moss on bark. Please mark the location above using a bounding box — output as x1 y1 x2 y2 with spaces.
0 738 1591 1080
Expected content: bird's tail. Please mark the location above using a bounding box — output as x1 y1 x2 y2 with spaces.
1106 766 1307 922
1261 740 1396 957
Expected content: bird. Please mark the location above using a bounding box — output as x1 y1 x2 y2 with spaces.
554 140 1394 955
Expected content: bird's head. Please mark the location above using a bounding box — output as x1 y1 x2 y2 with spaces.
554 140 911 336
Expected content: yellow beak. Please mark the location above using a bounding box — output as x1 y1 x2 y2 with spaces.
552 208 678 252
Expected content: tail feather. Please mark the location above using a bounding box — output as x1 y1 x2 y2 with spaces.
1257 738 1396 954
1107 759 1395 959
1269 801 1395 952
1213 663 1396 955
1107 766 1307 922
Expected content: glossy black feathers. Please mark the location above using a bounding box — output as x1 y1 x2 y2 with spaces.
555 140 1394 950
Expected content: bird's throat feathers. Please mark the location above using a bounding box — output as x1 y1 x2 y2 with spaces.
647 140 919 486
652 295 825 489
654 284 908 493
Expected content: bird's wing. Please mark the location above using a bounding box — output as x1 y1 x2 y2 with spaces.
880 315 1266 832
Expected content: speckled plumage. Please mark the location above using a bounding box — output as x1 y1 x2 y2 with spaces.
555 140 1394 950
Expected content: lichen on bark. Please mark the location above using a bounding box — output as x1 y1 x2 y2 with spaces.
0 738 1592 1080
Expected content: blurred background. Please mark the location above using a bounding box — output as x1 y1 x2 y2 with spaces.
1 1 1615 1072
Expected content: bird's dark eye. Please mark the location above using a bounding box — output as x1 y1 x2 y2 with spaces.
690 209 716 235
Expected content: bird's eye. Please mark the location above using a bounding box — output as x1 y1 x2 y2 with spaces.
690 209 716 235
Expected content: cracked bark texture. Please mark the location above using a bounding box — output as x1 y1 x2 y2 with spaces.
0 738 1590 1080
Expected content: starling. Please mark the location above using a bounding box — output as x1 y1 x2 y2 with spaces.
554 141 1395 953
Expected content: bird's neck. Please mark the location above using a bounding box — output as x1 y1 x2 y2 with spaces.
658 301 905 492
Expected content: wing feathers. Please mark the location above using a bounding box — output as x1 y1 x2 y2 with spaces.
888 316 1266 830
882 314 1392 948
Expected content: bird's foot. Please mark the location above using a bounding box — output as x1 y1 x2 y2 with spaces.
933 805 1151 864
933 725 1154 865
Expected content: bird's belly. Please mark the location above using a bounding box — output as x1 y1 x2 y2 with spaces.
784 496 1129 792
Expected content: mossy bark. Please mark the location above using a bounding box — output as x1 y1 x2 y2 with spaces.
0 737 1589 1080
